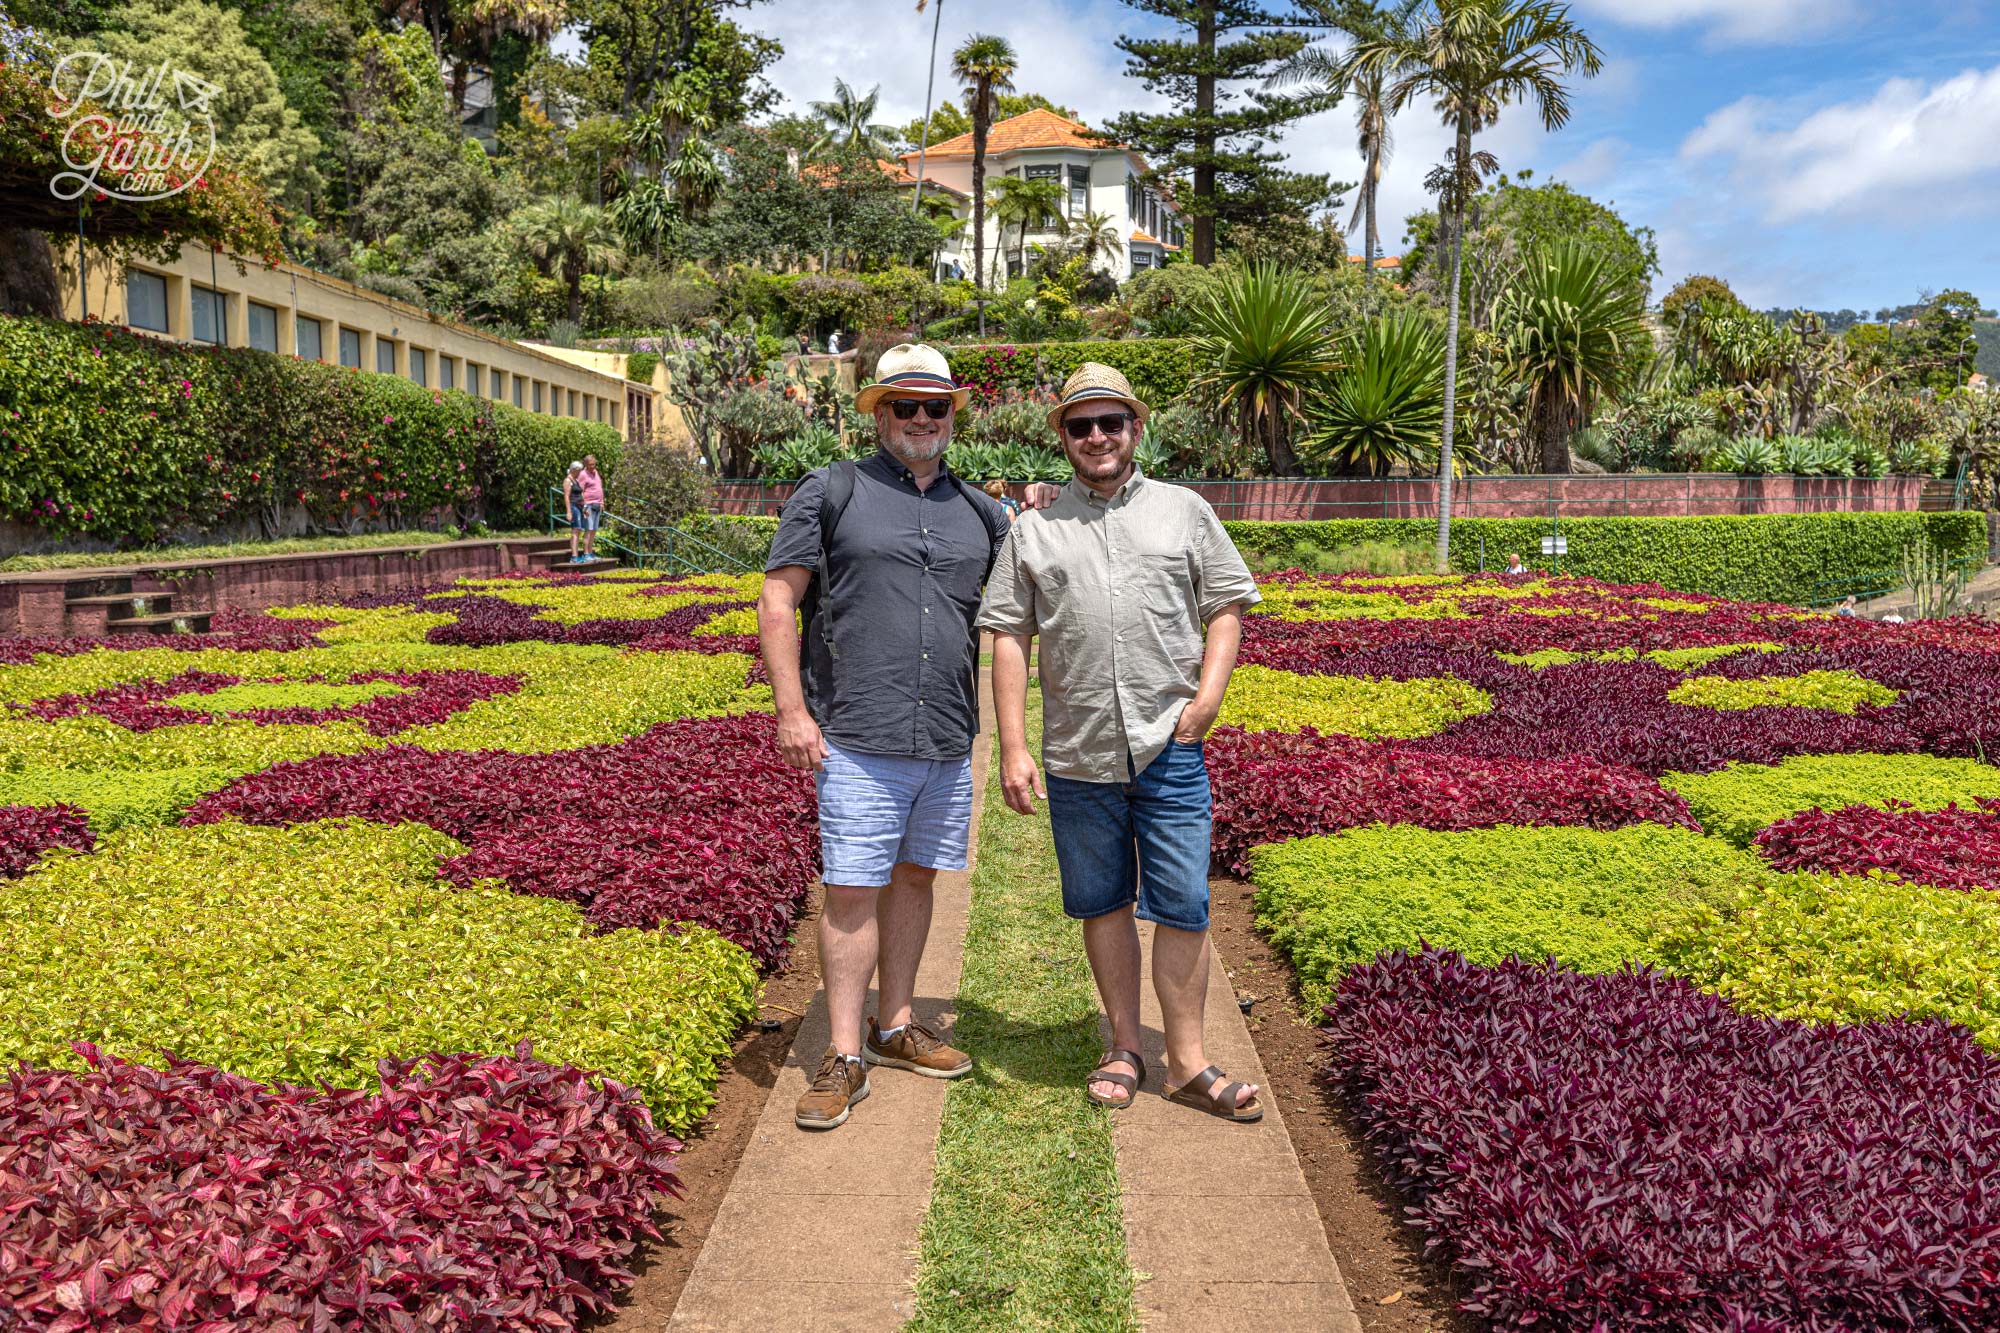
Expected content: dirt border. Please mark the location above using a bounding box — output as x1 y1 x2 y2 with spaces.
593 890 824 1330
1207 877 1480 1333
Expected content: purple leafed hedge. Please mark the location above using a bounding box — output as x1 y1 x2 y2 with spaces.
1325 949 2000 1332
0 1044 680 1332
0 805 92 878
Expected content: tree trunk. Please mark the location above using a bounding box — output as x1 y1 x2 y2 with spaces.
1435 119 1471 574
1363 168 1377 309
0 229 63 318
567 267 584 325
971 91 989 290
1535 393 1574 474
1192 6 1218 265
1264 398 1300 477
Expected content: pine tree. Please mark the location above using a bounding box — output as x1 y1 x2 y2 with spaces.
1105 1 1333 266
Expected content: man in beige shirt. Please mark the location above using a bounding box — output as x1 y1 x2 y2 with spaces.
976 364 1266 1121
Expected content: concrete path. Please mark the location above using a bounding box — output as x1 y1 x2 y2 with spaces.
667 692 991 1332
1110 927 1365 1333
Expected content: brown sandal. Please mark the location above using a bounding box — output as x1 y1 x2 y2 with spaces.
1164 1065 1263 1122
1086 1048 1146 1109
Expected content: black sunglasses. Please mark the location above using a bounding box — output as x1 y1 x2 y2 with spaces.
888 398 954 420
1062 411 1132 440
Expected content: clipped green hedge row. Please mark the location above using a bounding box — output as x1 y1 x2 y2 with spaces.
1249 824 1769 1010
1222 512 1988 606
945 340 1198 408
0 313 620 546
710 512 1982 606
0 819 759 1132
1663 753 2000 847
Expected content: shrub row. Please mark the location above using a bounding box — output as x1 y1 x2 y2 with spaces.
1753 800 2000 889
944 339 1198 408
1222 512 1988 606
0 805 92 877
0 818 759 1132
1661 752 2000 846
0 313 620 546
1325 948 2000 1332
1657 873 2000 1048
1205 727 1696 876
187 712 819 966
1248 824 1765 1010
0 1046 680 1331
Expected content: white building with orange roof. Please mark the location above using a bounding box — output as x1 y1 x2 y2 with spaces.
898 107 1185 286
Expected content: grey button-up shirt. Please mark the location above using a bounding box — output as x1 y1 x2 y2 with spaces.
767 450 1010 760
975 470 1261 782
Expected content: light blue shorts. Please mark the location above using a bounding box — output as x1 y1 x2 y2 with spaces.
815 737 974 888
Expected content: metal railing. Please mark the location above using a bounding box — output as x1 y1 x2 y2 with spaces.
708 472 1957 522
547 490 755 575
1806 554 1986 608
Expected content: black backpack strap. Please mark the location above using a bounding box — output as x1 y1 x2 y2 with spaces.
803 458 859 646
947 473 1003 584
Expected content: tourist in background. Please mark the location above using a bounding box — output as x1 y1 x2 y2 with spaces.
576 456 604 562
985 477 1021 523
563 461 585 562
1505 552 1527 576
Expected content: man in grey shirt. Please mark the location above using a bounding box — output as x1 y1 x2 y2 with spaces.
978 363 1266 1122
758 344 1009 1131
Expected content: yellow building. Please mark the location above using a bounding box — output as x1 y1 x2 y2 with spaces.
61 242 655 440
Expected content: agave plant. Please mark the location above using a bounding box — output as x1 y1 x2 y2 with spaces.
1493 240 1646 474
1774 434 1820 476
751 425 846 482
1713 435 1780 475
1303 310 1447 477
1187 263 1340 476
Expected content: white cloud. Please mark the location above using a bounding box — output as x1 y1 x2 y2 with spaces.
1681 65 2000 222
1552 136 1628 190
755 0 1171 131
1571 0 1855 44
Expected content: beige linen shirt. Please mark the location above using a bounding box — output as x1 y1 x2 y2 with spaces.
976 469 1261 782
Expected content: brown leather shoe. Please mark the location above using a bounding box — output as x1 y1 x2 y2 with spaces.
865 1018 972 1079
795 1047 869 1130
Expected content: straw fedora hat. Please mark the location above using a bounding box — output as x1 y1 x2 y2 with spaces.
853 344 971 414
1046 362 1151 434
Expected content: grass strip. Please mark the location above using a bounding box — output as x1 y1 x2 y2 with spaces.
0 529 540 574
909 695 1137 1332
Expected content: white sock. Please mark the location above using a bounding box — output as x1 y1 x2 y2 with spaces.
876 1023 906 1044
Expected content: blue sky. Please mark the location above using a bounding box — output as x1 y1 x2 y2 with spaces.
750 0 2000 311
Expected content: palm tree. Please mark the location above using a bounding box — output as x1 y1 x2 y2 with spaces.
989 175 1067 278
1493 240 1644 473
1274 1 1417 307
1187 264 1341 477
511 196 625 325
952 33 1019 291
1347 0 1602 568
809 78 895 158
1069 210 1125 268
912 0 946 215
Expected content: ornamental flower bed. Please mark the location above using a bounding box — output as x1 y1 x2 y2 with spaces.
0 1045 680 1331
1325 949 2000 1332
187 712 818 966
0 804 92 877
1753 799 2000 891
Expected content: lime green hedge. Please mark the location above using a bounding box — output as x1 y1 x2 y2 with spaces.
0 314 620 546
1221 512 1988 606
0 819 759 1132
946 340 1198 408
1218 664 1490 737
1666 670 1898 714
1250 824 1767 1010
1654 873 2000 1049
1662 753 2000 847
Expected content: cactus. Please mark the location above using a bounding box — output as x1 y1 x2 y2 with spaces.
1900 530 1971 620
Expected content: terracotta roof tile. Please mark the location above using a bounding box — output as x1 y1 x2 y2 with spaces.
1131 229 1160 245
905 107 1115 160
1347 254 1402 268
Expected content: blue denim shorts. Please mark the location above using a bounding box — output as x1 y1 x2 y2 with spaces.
814 737 974 888
1046 739 1213 932
573 502 603 532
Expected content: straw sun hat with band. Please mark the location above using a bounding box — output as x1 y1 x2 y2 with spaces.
1046 362 1151 436
853 343 972 414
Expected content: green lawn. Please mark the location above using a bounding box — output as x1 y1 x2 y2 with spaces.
909 694 1137 1331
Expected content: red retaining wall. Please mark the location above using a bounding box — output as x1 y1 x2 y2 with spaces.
710 474 1933 521
0 539 551 638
